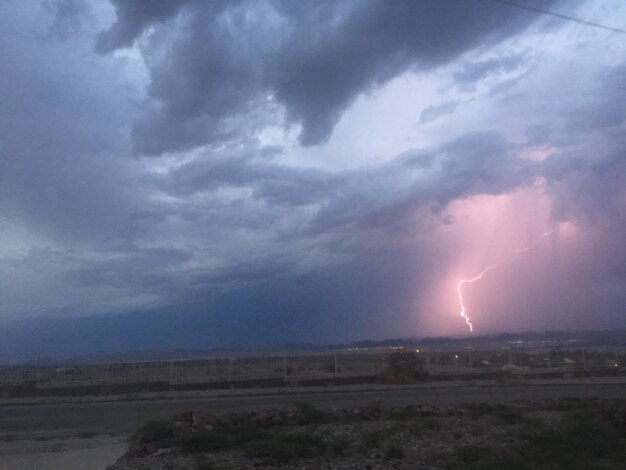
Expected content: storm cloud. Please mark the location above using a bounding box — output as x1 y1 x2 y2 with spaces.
0 0 625 359
96 0 561 154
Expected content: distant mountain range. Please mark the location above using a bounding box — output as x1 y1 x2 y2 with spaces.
14 330 626 366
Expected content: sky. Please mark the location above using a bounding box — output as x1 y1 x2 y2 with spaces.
0 0 625 358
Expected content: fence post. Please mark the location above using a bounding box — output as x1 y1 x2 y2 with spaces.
334 354 338 374
547 352 551 369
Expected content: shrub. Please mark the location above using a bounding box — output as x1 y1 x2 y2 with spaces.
129 419 173 446
245 432 326 464
177 422 271 453
387 406 420 421
331 435 350 456
494 407 523 425
294 401 328 425
519 410 626 467
361 429 385 448
176 431 231 453
465 403 498 419
465 403 522 425
384 445 405 460
545 397 592 412
283 431 326 450
422 418 440 431
407 423 422 436
245 438 302 463
458 445 492 465
476 408 626 470
213 422 270 445
378 351 425 384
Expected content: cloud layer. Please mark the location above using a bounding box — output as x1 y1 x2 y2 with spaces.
0 0 625 358
96 0 559 154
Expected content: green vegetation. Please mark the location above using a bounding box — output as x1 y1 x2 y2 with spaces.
361 429 385 448
453 408 626 469
175 422 271 453
545 397 595 412
129 419 173 446
457 445 495 466
176 431 231 453
516 409 626 469
244 438 303 464
141 415 330 464
124 399 626 469
384 445 405 460
465 403 523 425
422 417 440 430
282 431 326 449
212 421 271 446
330 435 350 456
294 401 328 425
386 405 420 421
244 432 327 464
378 350 425 384
407 422 422 436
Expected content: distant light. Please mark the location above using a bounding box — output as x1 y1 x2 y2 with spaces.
415 348 421 353
614 363 619 368
454 354 459 359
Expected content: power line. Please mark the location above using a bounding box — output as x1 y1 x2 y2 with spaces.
489 0 626 35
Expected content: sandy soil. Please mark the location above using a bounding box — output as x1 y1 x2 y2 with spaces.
0 435 126 470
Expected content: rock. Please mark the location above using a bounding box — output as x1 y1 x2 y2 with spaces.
191 410 212 429
171 411 192 435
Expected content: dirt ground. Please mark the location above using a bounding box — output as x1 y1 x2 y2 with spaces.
0 435 126 470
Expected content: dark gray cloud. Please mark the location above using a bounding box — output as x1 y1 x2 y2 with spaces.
0 1 141 243
97 0 560 155
44 0 92 39
453 53 526 84
95 0 189 53
0 0 625 359
161 150 343 206
420 100 459 124
303 131 547 237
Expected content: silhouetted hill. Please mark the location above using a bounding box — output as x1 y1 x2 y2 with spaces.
16 330 626 365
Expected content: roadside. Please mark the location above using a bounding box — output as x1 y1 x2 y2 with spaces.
2 375 626 407
1 379 624 470
109 397 626 469
0 434 126 470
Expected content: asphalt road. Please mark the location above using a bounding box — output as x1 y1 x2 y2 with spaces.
1 382 625 438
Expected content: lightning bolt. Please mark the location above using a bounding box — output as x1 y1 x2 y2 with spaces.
457 230 553 332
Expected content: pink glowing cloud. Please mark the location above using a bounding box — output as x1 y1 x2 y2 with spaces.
456 230 554 333
414 186 585 336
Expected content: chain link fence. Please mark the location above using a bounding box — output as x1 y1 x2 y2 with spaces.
0 348 623 389
0 351 389 388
